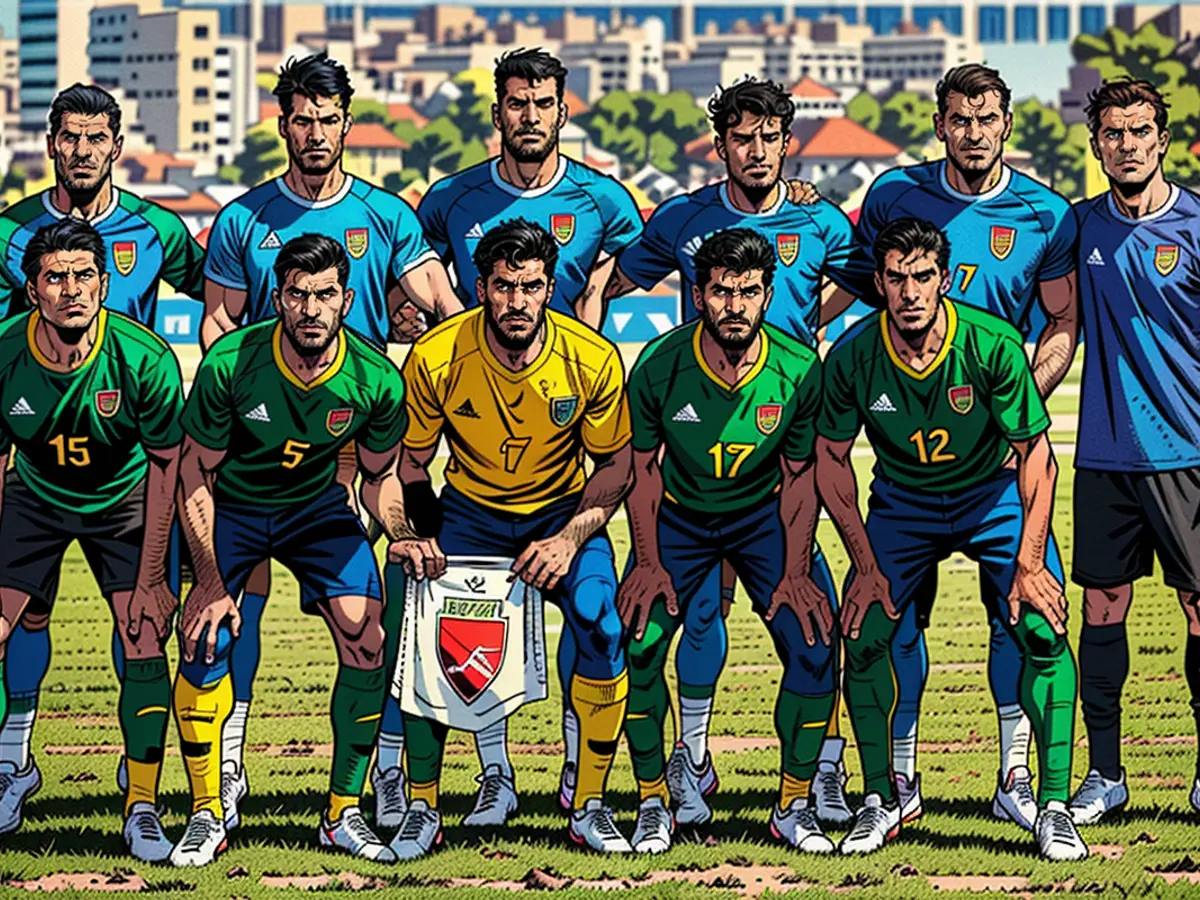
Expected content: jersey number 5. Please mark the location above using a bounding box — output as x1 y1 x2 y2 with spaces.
909 428 956 464
282 439 311 470
48 434 90 467
707 441 755 479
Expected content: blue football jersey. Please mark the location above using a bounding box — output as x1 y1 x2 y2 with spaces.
417 157 642 316
203 176 436 347
855 162 1077 337
617 182 857 348
1075 185 1200 472
0 188 204 324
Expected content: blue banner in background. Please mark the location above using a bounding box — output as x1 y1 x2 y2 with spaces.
156 298 204 344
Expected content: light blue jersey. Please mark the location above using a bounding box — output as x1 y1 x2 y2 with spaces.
417 157 642 316
617 182 857 348
855 161 1077 337
203 175 436 347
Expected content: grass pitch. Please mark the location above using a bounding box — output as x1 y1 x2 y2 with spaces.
3 357 1200 899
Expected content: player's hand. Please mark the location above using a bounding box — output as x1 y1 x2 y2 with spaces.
1007 562 1067 635
840 566 899 641
127 580 178 645
179 582 241 665
767 573 834 646
786 179 821 205
388 537 446 581
389 301 428 344
617 561 678 640
510 534 578 592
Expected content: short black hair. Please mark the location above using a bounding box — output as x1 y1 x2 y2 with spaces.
693 229 776 290
274 51 354 116
273 234 350 290
707 78 794 139
494 48 568 102
49 84 122 139
1084 77 1170 139
21 218 107 284
873 218 951 275
936 64 1012 116
473 218 558 281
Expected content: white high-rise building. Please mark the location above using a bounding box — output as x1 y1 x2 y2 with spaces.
19 0 94 133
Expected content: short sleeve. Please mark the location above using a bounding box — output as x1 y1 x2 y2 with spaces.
782 357 822 461
987 337 1050 441
627 346 664 453
844 183 892 301
181 351 233 450
816 344 862 441
388 200 439 281
202 204 250 291
595 178 644 257
582 349 632 455
814 202 862 296
360 363 409 454
1038 196 1078 282
0 267 16 321
147 203 205 300
137 348 185 449
615 203 682 290
416 183 451 258
400 348 445 450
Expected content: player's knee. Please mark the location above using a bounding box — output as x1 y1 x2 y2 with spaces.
18 611 49 633
178 623 234 688
1015 613 1068 661
1082 584 1131 625
782 643 836 696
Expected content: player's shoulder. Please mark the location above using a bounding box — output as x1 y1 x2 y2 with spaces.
410 308 483 373
632 322 696 376
794 197 853 233
0 310 30 347
644 185 715 230
1173 184 1200 218
827 312 883 366
550 310 620 371
115 188 189 237
104 310 174 358
563 158 630 198
210 180 279 228
1071 192 1108 230
866 162 932 202
423 160 492 202
342 326 401 381
1007 169 1072 219
763 323 819 369
204 319 274 367
0 193 50 241
953 300 1024 349
349 176 414 214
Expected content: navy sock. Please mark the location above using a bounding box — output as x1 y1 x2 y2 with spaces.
1080 621 1127 781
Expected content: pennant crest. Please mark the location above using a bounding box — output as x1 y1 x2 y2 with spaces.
989 226 1016 261
438 615 506 704
1154 243 1179 276
345 228 369 260
551 214 575 245
113 242 136 276
948 385 974 415
776 233 800 267
326 407 354 437
756 403 783 435
95 389 121 418
550 395 578 427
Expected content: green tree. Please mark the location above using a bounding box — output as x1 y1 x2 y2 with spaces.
846 91 882 132
350 98 391 124
448 69 495 145
577 90 707 174
383 168 424 193
390 118 422 147
229 122 287 187
878 91 937 157
405 118 465 181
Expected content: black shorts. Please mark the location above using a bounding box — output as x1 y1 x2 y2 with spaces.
0 472 145 609
1072 467 1200 593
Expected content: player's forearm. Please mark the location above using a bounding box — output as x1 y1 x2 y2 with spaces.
815 439 878 575
626 450 665 568
1014 434 1057 570
576 257 616 330
401 261 462 321
177 446 222 590
779 459 819 577
818 285 857 328
561 446 633 549
137 447 180 587
1031 319 1077 399
602 264 640 302
361 472 418 542
201 282 244 352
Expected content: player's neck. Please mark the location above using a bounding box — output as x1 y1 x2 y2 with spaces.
887 301 948 372
279 330 341 384
943 158 1004 196
725 179 780 214
50 179 113 221
484 321 547 372
283 164 346 202
699 327 762 386
1109 170 1173 220
496 148 561 191
34 313 100 372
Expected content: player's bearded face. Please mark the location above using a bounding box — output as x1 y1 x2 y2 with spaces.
876 249 949 336
50 114 121 195
495 78 563 164
937 91 1012 177
282 95 349 176
28 250 108 333
274 268 352 355
1093 103 1169 188
695 268 770 350
719 114 788 195
479 259 551 351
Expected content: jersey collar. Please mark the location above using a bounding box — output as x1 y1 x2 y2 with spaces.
691 320 770 393
41 187 121 226
1105 182 1180 224
880 299 957 382
937 161 1012 203
272 322 346 391
719 180 786 218
488 157 568 198
27 309 108 373
477 309 557 381
274 174 355 209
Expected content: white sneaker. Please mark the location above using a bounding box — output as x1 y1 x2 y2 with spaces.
169 810 228 867
895 772 922 824
318 807 397 862
462 765 518 827
1191 777 1200 814
992 765 1038 832
839 793 901 855
770 800 835 854
220 762 249 830
558 762 577 812
123 802 173 862
1036 801 1089 861
0 759 41 834
371 765 408 830
388 799 442 861
813 761 853 826
666 743 717 826
1068 769 1128 825
631 796 673 854
569 798 632 853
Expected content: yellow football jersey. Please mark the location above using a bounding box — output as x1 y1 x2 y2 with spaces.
402 308 631 514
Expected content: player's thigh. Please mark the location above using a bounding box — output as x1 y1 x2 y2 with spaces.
857 479 945 615
315 594 386 666
438 486 520 557
78 481 146 610
1071 469 1153 590
213 501 273 604
0 474 75 617
1134 467 1200 594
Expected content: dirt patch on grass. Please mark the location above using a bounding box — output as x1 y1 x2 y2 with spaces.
1091 843 1125 860
259 872 388 890
926 874 1029 893
3 872 148 892
447 863 806 897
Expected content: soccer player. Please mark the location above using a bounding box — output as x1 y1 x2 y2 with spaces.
618 228 835 854
816 217 1086 860
169 233 409 866
848 64 1079 828
389 218 632 859
0 218 183 861
198 51 461 830
1066 80 1200 824
0 84 204 807
599 76 858 827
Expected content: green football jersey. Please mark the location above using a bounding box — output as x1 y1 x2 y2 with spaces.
0 310 183 514
629 321 821 515
819 300 1049 493
182 320 407 506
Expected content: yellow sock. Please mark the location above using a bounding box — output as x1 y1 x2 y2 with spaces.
780 772 810 811
173 673 233 817
638 775 670 804
124 760 161 816
570 671 629 810
328 792 358 823
826 690 841 739
409 779 439 809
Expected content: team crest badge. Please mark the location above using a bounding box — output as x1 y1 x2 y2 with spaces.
438 615 506 703
95 389 121 418
551 214 575 245
113 242 136 276
776 234 799 267
326 407 353 437
756 403 782 435
948 385 974 415
550 396 578 427
989 226 1016 261
1154 244 1179 276
345 228 369 260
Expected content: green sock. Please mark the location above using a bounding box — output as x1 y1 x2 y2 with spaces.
1015 609 1077 805
120 658 170 763
776 688 836 781
329 665 386 798
625 602 678 785
402 713 448 787
843 604 899 801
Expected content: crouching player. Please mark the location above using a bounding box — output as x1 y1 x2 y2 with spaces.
0 219 183 859
169 234 409 866
815 218 1086 860
618 229 839 854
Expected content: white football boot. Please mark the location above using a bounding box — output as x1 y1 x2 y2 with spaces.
1068 769 1128 825
631 795 673 854
771 800 835 854
569 798 632 853
894 772 923 824
0 759 41 834
123 802 173 862
813 760 854 826
318 806 397 862
370 765 408 830
220 761 249 830
169 810 228 867
389 799 442 861
462 765 518 827
1036 801 1089 861
992 765 1038 832
839 793 901 855
666 743 718 826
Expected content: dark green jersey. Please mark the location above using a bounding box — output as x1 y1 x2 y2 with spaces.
0 310 183 513
629 321 821 515
818 301 1049 493
182 321 407 506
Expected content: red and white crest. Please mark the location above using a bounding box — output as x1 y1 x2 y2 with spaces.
776 234 799 267
326 407 354 437
345 228 369 260
113 242 136 276
989 226 1016 261
95 389 121 418
437 616 507 704
551 214 575 245
1154 244 1180 276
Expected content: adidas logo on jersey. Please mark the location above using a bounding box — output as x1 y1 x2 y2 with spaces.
244 403 271 422
9 397 34 416
259 231 283 250
870 393 897 413
672 403 701 423
465 223 485 239
1087 247 1105 266
454 399 481 419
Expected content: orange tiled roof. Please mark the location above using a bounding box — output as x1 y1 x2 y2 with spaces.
344 122 409 150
